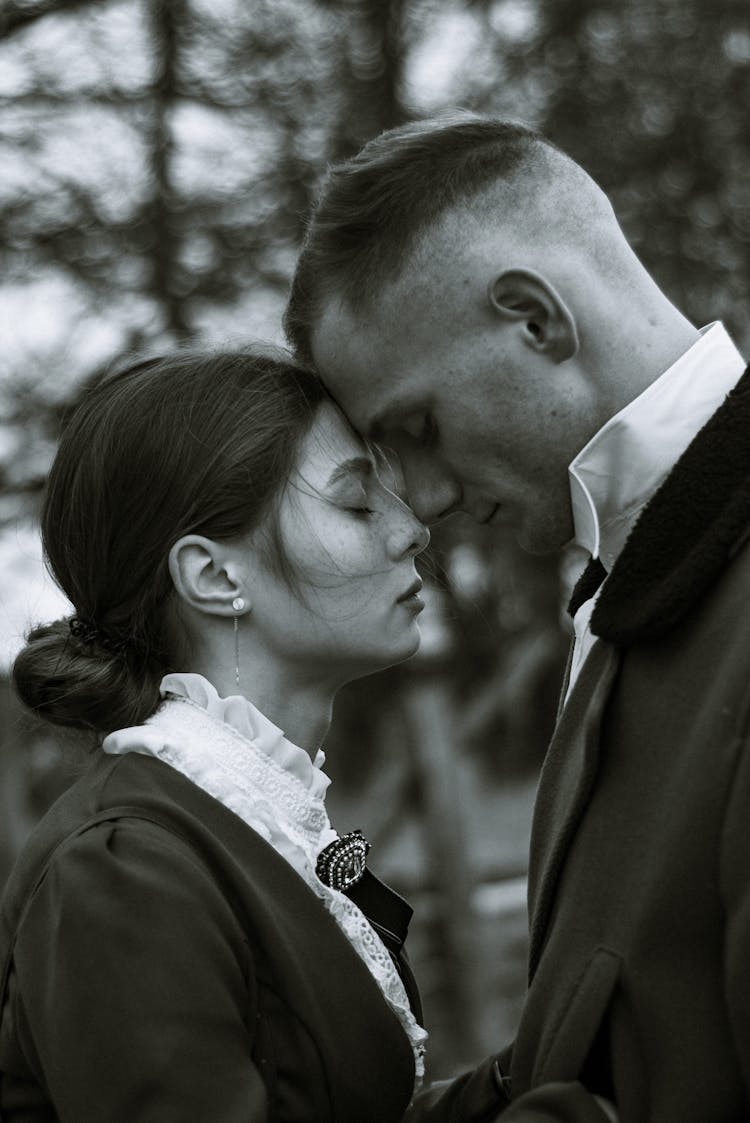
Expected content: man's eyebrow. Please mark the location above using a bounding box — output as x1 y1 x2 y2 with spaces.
325 456 375 488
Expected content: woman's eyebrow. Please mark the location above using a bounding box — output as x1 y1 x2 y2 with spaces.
325 456 375 488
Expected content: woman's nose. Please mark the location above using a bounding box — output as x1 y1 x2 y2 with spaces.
408 516 431 558
391 504 430 559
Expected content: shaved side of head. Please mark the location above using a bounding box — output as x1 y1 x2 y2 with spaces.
284 116 549 363
285 115 640 366
400 141 627 292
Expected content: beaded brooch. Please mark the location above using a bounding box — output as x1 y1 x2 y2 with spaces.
316 829 371 892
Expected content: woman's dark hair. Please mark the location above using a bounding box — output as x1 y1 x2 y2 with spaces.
13 348 328 735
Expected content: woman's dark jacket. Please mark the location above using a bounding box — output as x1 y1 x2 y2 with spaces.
0 750 420 1122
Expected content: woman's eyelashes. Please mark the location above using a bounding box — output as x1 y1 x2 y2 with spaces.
341 477 402 517
339 486 374 516
330 459 407 517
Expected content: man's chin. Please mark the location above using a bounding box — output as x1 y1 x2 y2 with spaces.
513 515 573 557
514 534 557 556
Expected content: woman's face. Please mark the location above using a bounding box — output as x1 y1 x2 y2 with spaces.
244 402 430 681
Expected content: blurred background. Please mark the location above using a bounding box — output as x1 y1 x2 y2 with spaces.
1 0 749 1083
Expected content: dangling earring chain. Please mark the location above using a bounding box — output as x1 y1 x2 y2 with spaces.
232 597 245 687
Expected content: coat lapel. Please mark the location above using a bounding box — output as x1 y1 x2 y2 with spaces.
527 361 750 978
591 363 750 645
527 639 620 979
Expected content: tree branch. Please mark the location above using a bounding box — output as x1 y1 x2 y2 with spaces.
0 0 96 42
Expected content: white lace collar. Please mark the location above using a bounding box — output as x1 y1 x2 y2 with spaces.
162 672 331 797
101 672 426 1086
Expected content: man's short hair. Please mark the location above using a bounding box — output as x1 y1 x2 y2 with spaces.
284 115 556 364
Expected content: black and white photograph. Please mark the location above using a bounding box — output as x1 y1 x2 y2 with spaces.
0 0 749 1119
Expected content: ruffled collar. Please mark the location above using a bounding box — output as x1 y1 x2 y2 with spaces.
159 673 331 800
102 671 337 863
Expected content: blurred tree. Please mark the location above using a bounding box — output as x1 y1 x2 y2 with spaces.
470 0 750 348
147 0 190 338
1 0 94 39
325 0 409 158
0 0 344 521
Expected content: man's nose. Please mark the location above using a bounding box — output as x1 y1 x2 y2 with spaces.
401 460 463 525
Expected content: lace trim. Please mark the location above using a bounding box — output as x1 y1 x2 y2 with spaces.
160 672 330 797
156 698 331 846
105 695 426 1085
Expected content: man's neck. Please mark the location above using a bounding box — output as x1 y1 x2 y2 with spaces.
601 303 701 421
569 322 745 567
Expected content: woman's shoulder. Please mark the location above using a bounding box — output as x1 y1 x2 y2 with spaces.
0 754 257 1001
4 752 186 868
15 748 245 856
0 753 240 938
0 748 312 944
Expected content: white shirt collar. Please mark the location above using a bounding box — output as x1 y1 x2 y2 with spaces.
568 322 746 570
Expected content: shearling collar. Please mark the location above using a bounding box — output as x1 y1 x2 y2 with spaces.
588 363 750 645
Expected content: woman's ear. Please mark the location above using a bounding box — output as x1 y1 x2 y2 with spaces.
487 267 579 363
168 535 248 617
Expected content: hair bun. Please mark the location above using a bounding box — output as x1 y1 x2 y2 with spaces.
13 618 160 734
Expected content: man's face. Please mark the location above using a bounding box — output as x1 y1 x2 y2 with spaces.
311 276 590 555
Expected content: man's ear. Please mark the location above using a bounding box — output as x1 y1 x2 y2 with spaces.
168 535 248 618
487 268 579 363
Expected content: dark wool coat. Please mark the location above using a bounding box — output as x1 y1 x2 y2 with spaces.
0 750 421 1122
409 365 750 1122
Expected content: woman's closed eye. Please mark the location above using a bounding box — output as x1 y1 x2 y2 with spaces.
340 486 374 516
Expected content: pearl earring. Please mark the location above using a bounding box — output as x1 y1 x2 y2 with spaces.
232 598 245 686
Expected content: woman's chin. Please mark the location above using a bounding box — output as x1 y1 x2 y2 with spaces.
337 628 422 681
376 626 423 668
